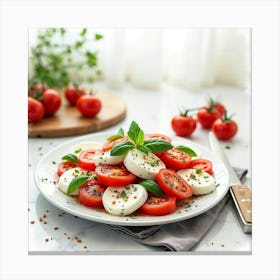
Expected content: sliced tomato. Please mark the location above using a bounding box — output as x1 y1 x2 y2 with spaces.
139 194 176 216
78 150 100 171
103 136 129 151
57 161 78 176
158 148 191 170
190 159 213 175
95 165 136 187
156 169 192 200
79 179 105 208
144 133 171 143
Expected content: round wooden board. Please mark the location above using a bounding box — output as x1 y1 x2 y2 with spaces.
28 90 126 138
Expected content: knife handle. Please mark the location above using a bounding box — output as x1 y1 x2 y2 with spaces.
231 185 252 223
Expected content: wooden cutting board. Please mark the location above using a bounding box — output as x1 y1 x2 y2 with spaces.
28 89 126 138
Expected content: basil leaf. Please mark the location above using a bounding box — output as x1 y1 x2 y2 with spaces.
175 145 197 157
106 135 123 141
67 175 89 194
110 141 134 156
127 121 142 144
137 145 151 155
117 128 124 136
136 130 144 145
143 139 173 153
62 153 78 163
140 180 163 197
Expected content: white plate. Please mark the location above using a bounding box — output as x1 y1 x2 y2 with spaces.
34 133 229 226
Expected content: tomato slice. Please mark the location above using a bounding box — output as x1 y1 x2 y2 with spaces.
139 194 176 216
79 179 105 208
95 165 136 187
190 159 213 175
103 136 129 151
78 150 100 171
144 133 171 143
156 169 192 200
57 161 78 176
158 148 191 170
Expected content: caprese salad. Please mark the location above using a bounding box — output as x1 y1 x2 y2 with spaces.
55 121 217 217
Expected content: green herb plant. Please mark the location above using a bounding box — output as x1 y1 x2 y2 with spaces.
29 28 103 88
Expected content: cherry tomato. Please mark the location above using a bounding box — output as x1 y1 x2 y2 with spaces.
76 95 102 117
65 85 86 105
41 89 62 116
57 161 78 177
144 133 171 143
79 179 105 208
103 136 129 151
189 159 213 175
139 194 176 216
95 165 136 187
197 100 226 129
156 169 192 200
158 148 191 170
78 150 100 171
212 116 238 141
28 97 45 123
171 115 196 137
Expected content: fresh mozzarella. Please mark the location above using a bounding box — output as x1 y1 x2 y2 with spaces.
124 149 165 180
71 142 102 155
93 150 125 166
102 184 148 216
177 169 216 195
57 168 96 196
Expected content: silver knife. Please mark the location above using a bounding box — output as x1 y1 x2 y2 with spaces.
209 132 252 234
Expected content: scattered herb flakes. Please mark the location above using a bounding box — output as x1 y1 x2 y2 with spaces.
54 227 59 230
120 190 127 198
30 221 35 224
45 238 49 242
38 147 43 151
28 163 32 167
216 183 220 188
52 161 56 165
221 243 225 248
74 148 82 154
225 145 231 150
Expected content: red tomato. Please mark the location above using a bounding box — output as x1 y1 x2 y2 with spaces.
41 89 62 116
190 159 213 175
144 133 172 143
171 115 196 137
28 83 48 96
197 101 226 129
103 136 129 151
28 97 45 123
76 95 102 117
79 179 105 208
65 85 86 105
95 165 136 187
78 150 100 171
212 118 238 140
158 148 191 170
139 194 176 216
156 169 192 200
57 161 78 176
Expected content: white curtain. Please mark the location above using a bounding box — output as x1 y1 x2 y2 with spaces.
101 28 250 91
29 28 250 91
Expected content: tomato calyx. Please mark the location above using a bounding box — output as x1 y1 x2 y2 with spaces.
221 110 236 124
179 106 202 117
73 82 85 97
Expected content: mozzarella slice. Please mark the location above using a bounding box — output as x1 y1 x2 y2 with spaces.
124 149 166 180
102 184 148 216
57 168 96 196
71 142 102 155
93 150 125 166
177 169 216 195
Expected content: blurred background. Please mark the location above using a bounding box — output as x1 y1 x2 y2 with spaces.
29 28 250 92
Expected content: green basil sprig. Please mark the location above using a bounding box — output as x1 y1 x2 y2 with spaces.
62 153 78 163
175 145 197 157
110 121 173 156
140 180 163 197
107 128 125 142
67 175 89 195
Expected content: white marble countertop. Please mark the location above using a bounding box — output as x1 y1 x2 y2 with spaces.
28 82 251 253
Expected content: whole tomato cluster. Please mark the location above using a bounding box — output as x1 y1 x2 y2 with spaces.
171 98 238 141
28 83 102 123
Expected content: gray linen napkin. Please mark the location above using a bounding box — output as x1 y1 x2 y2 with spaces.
105 167 248 251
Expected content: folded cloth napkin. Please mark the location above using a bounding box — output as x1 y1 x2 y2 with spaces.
105 167 248 251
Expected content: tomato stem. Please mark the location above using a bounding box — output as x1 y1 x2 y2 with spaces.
222 110 236 123
179 107 203 116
